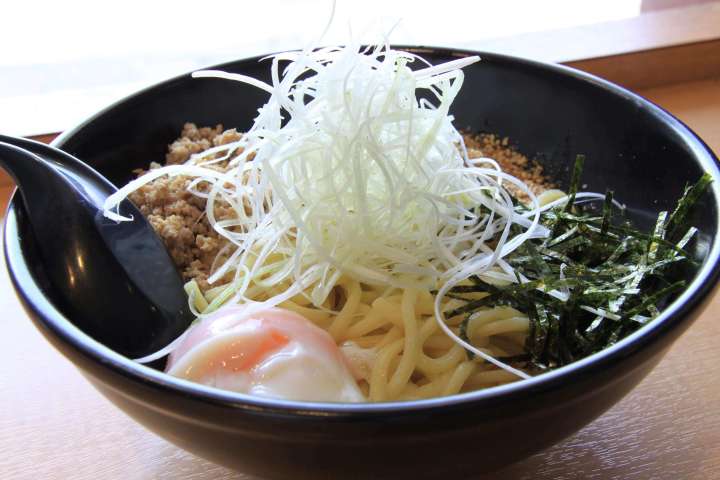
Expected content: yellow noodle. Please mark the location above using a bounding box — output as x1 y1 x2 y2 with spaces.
346 308 388 338
279 299 332 324
405 371 453 400
386 289 420 398
463 369 520 390
422 334 456 350
351 333 388 348
415 290 436 315
187 273 531 402
466 307 523 335
415 317 467 376
376 327 403 348
360 288 388 304
369 339 404 401
417 344 467 376
328 280 362 341
371 297 405 329
441 361 476 396
471 317 530 338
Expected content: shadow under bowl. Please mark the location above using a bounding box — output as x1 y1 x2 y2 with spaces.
4 47 720 479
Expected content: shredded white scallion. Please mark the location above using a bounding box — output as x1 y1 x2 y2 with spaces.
104 40 550 378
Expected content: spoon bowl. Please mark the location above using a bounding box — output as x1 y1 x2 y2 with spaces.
0 135 193 358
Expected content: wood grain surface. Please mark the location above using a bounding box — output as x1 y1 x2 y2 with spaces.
0 80 718 480
473 2 720 65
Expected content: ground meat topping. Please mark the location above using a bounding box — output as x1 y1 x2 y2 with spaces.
165 123 223 165
465 133 553 200
129 123 238 291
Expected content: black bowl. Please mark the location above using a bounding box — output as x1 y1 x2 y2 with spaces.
4 47 720 479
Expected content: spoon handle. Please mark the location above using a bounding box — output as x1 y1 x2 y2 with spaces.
0 135 195 359
0 135 112 206
0 140 61 196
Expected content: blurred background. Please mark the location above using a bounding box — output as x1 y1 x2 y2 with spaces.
1 0 714 136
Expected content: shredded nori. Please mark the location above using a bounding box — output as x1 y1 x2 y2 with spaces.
446 155 712 372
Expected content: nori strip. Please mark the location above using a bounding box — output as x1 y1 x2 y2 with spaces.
448 170 710 372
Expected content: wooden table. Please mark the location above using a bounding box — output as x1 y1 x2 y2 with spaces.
1 39 719 480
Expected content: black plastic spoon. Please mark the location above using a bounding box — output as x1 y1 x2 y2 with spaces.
0 135 193 359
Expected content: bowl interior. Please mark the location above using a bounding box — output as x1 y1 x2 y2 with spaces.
9 47 720 408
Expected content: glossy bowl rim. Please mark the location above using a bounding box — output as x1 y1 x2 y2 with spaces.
5 46 720 417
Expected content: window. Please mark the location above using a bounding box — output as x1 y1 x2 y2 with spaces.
2 0 706 135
